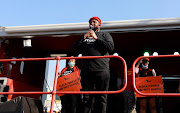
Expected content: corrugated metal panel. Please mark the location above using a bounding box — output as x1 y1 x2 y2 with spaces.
1 17 180 37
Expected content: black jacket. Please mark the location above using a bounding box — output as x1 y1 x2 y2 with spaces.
72 31 114 71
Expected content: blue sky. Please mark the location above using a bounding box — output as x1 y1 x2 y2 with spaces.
1 0 180 27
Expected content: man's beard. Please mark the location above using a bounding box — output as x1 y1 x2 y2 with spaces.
92 27 98 32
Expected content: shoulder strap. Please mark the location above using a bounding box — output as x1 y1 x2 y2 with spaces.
61 66 69 75
73 66 80 76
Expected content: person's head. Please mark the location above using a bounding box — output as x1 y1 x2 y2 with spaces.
68 58 76 68
89 16 101 32
142 58 149 68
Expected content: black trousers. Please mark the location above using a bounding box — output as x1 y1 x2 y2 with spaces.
123 90 136 113
61 94 78 113
81 71 110 113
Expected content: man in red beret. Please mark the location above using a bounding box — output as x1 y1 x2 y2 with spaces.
83 16 102 40
72 16 114 113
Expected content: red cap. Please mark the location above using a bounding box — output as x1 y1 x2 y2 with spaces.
89 16 101 24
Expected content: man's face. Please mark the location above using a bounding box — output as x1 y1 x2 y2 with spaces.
89 19 100 30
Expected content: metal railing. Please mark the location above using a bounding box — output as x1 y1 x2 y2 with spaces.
0 55 127 113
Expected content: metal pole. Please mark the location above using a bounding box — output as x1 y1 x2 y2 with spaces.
50 56 60 113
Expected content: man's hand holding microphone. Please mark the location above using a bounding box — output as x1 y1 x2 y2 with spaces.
84 25 98 40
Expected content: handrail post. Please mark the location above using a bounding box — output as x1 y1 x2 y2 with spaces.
50 56 61 113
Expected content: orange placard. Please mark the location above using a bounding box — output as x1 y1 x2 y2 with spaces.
56 72 82 96
135 76 164 97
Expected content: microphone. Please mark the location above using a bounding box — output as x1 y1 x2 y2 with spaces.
88 25 93 39
89 25 93 30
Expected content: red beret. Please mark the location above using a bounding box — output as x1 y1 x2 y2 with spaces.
89 16 101 24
